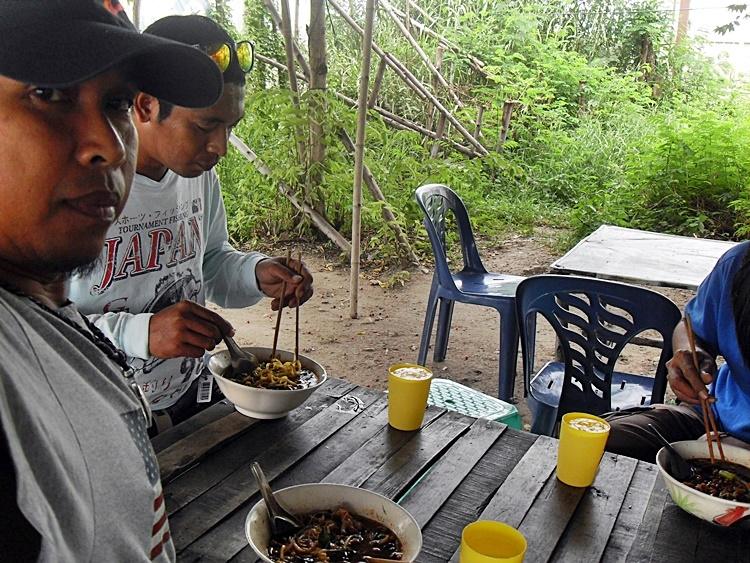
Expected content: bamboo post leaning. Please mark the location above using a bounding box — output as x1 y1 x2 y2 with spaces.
379 0 463 108
229 134 352 255
327 0 488 155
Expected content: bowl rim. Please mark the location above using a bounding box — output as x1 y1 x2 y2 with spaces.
245 482 423 561
656 440 750 509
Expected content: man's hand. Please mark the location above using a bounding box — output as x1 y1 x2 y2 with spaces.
256 256 314 310
148 300 234 358
666 348 717 404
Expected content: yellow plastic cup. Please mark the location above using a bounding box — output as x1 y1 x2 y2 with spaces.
387 363 433 431
460 520 527 563
556 412 611 487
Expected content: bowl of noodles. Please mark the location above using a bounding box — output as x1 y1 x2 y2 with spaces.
245 483 422 562
207 346 327 419
656 440 750 527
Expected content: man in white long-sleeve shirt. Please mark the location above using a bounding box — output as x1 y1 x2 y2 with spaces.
70 15 313 428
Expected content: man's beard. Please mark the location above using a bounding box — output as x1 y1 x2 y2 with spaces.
64 254 104 281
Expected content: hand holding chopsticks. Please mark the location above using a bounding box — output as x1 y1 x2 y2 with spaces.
685 314 725 462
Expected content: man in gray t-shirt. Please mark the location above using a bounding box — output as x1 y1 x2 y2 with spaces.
0 1 222 559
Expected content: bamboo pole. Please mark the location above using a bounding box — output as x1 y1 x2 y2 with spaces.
278 0 308 174
229 134 351 254
338 130 420 266
389 2 488 76
294 0 300 39
497 100 517 150
262 0 311 80
379 0 462 108
384 53 428 102
350 0 377 319
474 106 485 139
327 0 487 155
430 113 446 158
257 54 480 157
309 0 328 198
367 57 388 108
424 45 443 133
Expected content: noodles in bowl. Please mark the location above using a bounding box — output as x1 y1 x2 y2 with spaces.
246 483 422 563
207 347 327 419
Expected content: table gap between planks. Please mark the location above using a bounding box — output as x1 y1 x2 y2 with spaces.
154 378 750 563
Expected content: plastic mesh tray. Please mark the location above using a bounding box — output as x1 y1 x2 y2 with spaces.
428 378 522 429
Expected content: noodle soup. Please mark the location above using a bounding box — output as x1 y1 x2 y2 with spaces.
225 357 318 390
268 506 403 562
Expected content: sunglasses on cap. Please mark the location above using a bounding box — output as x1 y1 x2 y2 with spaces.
196 40 255 73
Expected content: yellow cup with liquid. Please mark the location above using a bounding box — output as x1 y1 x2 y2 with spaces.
460 520 527 563
387 363 433 431
556 412 610 487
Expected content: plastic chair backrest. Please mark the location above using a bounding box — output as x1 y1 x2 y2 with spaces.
516 275 682 417
414 184 487 292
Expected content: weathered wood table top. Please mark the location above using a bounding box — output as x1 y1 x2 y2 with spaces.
153 379 749 562
550 225 738 290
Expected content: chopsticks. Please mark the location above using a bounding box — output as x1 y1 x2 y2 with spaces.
270 249 302 363
295 250 301 364
685 314 725 463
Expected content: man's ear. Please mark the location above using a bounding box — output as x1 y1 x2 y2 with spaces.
133 92 159 123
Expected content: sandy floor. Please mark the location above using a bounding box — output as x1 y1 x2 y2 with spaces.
211 231 694 428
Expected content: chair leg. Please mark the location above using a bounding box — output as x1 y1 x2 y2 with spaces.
433 299 455 362
418 286 439 365
498 306 519 402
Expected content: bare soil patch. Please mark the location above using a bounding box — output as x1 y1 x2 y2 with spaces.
212 231 694 428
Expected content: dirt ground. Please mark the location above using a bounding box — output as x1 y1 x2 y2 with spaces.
212 230 695 429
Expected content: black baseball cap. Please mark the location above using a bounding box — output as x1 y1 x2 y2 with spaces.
0 0 223 108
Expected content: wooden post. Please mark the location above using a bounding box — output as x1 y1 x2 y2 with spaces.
350 0 377 319
474 106 485 139
279 0 308 173
430 113 447 158
379 0 462 108
676 0 690 44
367 57 387 108
262 0 311 80
294 0 300 40
425 45 444 132
308 0 327 200
132 0 141 29
327 0 487 155
497 101 516 150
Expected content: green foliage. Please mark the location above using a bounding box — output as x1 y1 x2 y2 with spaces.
214 0 750 264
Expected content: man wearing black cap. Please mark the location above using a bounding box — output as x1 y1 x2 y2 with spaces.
70 15 314 431
0 1 222 560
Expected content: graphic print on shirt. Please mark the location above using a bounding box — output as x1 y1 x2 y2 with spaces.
121 409 172 560
85 194 207 409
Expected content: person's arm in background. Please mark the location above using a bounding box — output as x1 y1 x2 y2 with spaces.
201 174 313 309
666 319 718 404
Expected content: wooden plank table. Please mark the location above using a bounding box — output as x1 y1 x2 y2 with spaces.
155 378 750 562
549 225 738 290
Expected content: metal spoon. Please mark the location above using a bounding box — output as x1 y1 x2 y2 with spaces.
222 333 258 376
250 462 301 536
649 424 695 481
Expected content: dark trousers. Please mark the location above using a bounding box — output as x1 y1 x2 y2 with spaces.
604 404 709 463
147 374 224 437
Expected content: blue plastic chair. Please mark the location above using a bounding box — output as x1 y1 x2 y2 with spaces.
415 184 523 401
516 275 682 436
